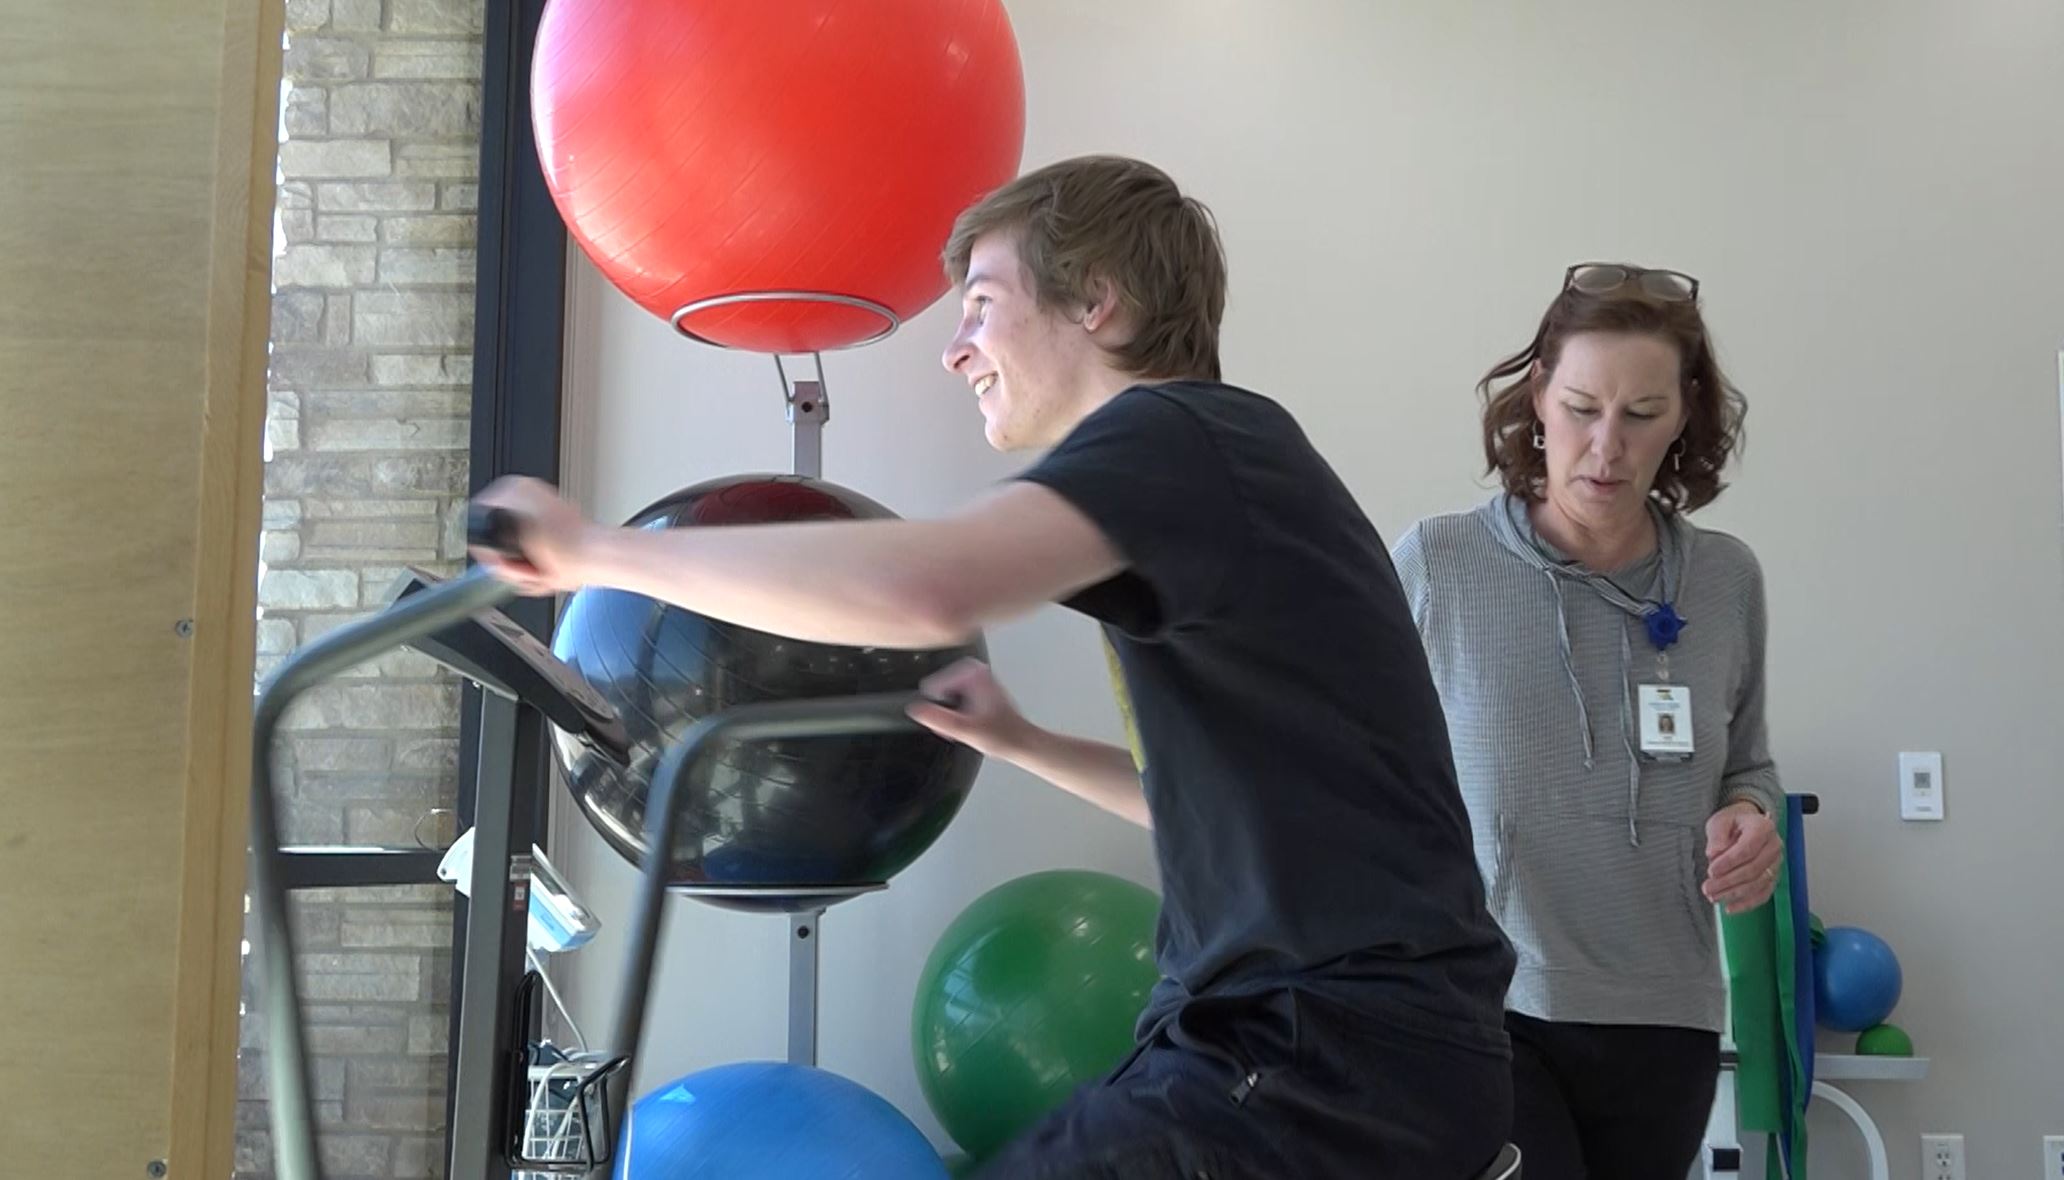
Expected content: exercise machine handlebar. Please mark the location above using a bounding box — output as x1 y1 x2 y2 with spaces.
251 561 519 1180
253 505 956 1180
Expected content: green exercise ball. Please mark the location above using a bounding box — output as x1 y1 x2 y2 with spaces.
912 869 1160 1160
1856 1022 1914 1056
1809 912 1827 947
941 1153 981 1178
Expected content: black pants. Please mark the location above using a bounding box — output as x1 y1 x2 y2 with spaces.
975 990 1512 1179
1506 1012 1720 1180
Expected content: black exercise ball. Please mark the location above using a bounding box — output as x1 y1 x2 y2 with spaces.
549 474 985 910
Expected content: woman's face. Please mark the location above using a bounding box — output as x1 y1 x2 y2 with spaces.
1532 331 1689 527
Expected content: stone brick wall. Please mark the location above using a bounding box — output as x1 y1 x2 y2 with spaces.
239 1 485 1176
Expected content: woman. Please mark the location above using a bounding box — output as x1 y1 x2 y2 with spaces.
1393 262 1786 1179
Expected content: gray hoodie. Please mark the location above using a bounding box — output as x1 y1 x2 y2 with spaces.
1392 496 1782 1031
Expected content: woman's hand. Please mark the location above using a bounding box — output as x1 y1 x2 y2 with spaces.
1704 800 1784 914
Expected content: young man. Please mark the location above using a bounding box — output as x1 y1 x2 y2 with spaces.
473 156 1515 1178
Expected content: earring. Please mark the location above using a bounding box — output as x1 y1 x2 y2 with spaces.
1670 439 1685 472
1532 424 1546 451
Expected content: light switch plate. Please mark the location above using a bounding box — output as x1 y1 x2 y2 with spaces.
1899 751 1944 821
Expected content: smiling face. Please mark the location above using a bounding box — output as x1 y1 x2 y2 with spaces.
1532 330 1689 530
939 231 1108 451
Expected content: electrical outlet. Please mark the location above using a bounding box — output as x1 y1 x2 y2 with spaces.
2042 1134 2064 1179
1922 1133 1965 1180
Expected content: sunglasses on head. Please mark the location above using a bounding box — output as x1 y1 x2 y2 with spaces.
1563 262 1699 303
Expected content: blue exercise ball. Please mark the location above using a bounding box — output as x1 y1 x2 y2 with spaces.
616 1061 948 1180
1814 926 1903 1032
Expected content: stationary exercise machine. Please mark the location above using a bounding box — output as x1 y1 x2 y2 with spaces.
248 510 937 1180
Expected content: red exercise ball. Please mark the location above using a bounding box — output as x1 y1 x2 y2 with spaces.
532 0 1026 355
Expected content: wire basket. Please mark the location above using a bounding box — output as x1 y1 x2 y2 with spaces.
513 1050 623 1175
510 973 627 1176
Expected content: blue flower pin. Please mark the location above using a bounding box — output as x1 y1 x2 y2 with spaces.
1644 603 1687 652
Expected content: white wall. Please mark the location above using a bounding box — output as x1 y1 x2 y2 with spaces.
548 2 2064 1176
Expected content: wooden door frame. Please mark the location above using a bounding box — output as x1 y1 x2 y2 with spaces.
156 1 575 1174
166 0 286 1175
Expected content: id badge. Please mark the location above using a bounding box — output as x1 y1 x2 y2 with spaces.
1638 683 1694 760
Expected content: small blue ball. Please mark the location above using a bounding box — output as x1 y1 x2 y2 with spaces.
1813 926 1902 1033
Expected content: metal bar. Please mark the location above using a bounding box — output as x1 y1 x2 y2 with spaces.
789 377 827 479
467 0 565 501
448 0 567 1150
607 693 926 1069
448 693 529 1180
278 847 446 890
787 909 826 1067
251 567 517 1180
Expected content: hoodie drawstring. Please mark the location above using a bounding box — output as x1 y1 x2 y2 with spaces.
1547 566 1646 847
1618 622 1642 847
1546 573 1597 769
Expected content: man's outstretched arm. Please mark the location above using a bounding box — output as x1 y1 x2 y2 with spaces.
469 477 1124 649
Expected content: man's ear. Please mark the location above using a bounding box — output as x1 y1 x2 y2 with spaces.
1080 276 1124 334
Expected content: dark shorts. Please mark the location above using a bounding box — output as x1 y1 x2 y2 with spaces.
973 990 1513 1180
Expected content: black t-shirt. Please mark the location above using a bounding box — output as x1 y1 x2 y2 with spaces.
1018 382 1514 1051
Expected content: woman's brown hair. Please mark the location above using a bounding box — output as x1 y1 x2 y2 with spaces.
1480 271 1746 513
